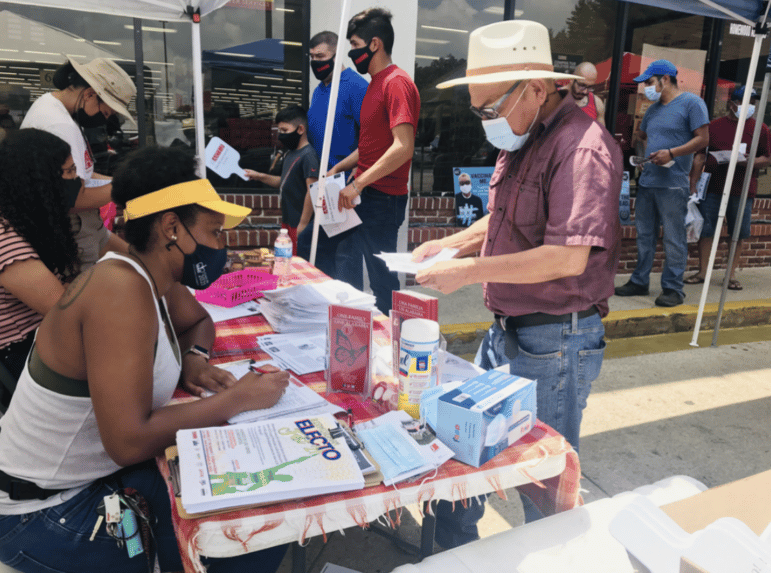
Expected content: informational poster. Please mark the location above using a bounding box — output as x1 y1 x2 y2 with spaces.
453 166 493 228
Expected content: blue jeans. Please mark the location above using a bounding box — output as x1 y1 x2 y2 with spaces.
699 193 753 240
434 313 606 548
336 187 408 315
296 224 356 280
0 462 287 573
631 186 689 296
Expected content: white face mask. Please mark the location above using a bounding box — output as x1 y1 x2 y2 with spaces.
459 183 472 194
735 104 756 119
481 83 537 152
644 83 662 102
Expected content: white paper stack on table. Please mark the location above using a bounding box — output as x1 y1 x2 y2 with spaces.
204 359 343 424
375 248 459 275
198 300 261 323
260 280 376 333
257 331 327 375
177 413 364 514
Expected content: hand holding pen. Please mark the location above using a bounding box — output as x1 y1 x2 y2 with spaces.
237 360 289 410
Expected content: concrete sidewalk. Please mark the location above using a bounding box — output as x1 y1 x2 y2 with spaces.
276 267 771 573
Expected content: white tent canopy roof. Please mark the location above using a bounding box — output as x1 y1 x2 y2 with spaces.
0 0 231 23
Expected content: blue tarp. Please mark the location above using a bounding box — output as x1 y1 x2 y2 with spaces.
202 38 284 76
623 0 765 23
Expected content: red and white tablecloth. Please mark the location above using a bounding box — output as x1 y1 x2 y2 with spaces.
158 259 582 573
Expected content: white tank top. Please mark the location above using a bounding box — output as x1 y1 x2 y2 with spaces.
0 252 182 513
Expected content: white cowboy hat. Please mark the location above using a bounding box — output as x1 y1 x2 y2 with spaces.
437 20 581 89
69 57 137 126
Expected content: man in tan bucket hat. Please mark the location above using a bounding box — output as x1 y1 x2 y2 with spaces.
413 20 622 546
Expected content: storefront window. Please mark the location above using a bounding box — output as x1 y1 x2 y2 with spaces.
0 1 306 191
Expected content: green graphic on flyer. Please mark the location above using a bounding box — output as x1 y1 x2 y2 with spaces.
209 453 319 496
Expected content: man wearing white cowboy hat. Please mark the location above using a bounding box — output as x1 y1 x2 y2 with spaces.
413 20 621 546
22 57 137 270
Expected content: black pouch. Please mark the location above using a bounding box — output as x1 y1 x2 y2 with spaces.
502 327 519 361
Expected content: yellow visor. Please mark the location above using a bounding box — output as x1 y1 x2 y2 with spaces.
123 179 251 229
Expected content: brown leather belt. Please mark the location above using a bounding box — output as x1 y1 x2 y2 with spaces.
495 306 598 331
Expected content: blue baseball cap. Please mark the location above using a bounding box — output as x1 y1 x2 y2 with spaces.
732 85 758 101
634 59 678 83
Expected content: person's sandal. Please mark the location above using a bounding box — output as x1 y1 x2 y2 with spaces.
684 274 705 284
727 279 743 291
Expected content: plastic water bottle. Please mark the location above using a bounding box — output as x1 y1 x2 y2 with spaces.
273 229 292 287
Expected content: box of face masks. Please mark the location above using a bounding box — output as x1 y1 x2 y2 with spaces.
426 370 536 467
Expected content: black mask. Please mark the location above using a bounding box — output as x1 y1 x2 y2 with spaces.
75 108 108 128
310 57 334 81
348 44 375 75
62 177 82 210
278 128 302 151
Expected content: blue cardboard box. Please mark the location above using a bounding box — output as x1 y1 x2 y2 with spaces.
433 370 536 467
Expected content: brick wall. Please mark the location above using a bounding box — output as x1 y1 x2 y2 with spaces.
214 193 771 272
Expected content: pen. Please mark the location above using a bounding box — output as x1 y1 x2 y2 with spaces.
249 360 274 375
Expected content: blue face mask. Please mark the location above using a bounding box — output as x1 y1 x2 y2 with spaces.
481 82 539 152
356 423 425 484
644 84 662 102
174 221 228 290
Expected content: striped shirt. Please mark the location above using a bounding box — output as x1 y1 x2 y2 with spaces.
0 223 43 349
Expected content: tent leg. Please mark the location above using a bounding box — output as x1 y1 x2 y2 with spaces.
690 30 765 347
711 70 771 346
191 20 206 177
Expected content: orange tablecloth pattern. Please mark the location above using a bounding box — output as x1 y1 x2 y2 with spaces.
160 259 582 573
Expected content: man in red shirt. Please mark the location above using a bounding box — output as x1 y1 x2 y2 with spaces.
686 85 771 290
328 7 420 314
569 61 605 126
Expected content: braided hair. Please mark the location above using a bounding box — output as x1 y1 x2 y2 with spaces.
0 129 80 277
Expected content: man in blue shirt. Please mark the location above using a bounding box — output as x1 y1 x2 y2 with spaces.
297 31 368 279
615 60 709 307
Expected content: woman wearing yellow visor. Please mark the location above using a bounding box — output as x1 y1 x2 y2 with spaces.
0 146 289 573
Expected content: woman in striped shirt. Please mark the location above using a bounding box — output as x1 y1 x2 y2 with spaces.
0 128 81 405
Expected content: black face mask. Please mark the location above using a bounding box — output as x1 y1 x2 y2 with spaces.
348 43 375 75
310 57 334 81
75 108 108 128
62 177 82 210
278 128 302 151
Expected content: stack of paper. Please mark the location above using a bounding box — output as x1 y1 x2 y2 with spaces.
375 249 458 275
257 331 327 375
177 413 364 514
260 280 376 332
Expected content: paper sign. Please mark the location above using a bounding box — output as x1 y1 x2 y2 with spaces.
205 137 249 181
310 173 347 225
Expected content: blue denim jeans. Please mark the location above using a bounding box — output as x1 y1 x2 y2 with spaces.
0 462 287 573
296 223 357 280
336 187 408 315
631 186 689 296
434 313 606 548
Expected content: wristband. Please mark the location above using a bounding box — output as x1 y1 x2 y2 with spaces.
669 149 675 160
352 180 360 193
183 344 210 362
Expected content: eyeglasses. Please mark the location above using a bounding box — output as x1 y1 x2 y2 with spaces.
62 165 78 176
469 81 521 120
573 82 594 93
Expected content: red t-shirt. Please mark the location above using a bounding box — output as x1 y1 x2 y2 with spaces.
355 65 420 195
705 115 771 198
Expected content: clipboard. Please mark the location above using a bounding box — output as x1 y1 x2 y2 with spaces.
166 422 383 520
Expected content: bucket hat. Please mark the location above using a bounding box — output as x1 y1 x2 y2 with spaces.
69 57 137 126
437 20 581 89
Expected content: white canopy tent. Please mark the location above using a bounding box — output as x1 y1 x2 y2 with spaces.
623 0 771 346
1 0 232 173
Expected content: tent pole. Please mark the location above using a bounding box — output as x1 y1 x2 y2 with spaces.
711 69 771 346
191 18 206 177
690 29 765 347
309 0 353 267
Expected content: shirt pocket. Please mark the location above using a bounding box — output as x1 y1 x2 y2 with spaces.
512 175 546 245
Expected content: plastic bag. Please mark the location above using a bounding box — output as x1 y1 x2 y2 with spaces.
685 195 704 243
